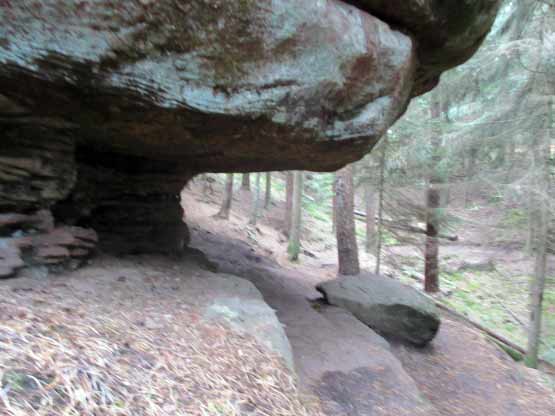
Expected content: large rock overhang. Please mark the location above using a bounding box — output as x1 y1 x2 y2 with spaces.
0 0 500 274
0 0 412 174
0 0 500 173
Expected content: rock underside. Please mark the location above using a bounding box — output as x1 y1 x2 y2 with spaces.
0 0 500 276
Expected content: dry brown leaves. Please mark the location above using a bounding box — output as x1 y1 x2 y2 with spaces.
0 287 322 416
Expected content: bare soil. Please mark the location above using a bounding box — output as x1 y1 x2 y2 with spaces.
0 178 553 415
0 256 320 416
182 181 555 416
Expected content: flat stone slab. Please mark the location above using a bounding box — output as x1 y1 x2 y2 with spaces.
190 227 441 415
202 276 294 371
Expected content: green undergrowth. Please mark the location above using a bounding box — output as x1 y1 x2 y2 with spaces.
440 270 555 365
396 262 555 365
501 208 528 228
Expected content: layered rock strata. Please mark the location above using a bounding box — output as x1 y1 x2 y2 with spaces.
0 0 500 276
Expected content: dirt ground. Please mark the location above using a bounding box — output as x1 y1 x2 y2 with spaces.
392 319 555 416
0 255 320 416
1 178 553 415
182 181 555 416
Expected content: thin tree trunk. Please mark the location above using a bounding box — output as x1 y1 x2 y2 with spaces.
264 172 272 209
332 181 337 234
241 173 251 191
216 173 234 219
288 171 303 261
375 141 387 275
335 165 360 276
424 89 442 293
504 139 516 183
424 182 441 293
526 142 539 253
365 181 376 253
526 197 537 254
464 147 478 208
249 173 262 225
526 204 548 368
526 96 552 368
284 172 294 235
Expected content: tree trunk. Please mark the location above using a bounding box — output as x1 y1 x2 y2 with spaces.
284 172 294 235
526 204 548 368
375 141 387 275
424 89 442 293
241 173 251 191
365 181 376 253
504 138 516 183
264 172 272 209
335 165 360 276
526 96 553 368
249 173 262 225
332 181 337 234
526 197 537 254
216 173 234 219
287 171 304 261
464 146 478 208
424 183 441 293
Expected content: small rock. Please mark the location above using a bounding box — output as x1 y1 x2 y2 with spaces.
458 259 496 272
144 317 163 330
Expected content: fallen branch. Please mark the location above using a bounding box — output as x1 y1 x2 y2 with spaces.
304 196 459 241
424 294 555 372
383 221 459 242
433 300 526 355
353 211 459 242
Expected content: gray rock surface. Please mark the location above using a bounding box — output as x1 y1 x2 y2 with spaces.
0 0 501 276
190 227 441 415
0 0 502 172
0 0 418 172
203 276 295 371
348 0 502 93
317 274 441 346
457 258 496 272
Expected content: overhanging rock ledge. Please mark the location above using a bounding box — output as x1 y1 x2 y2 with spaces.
0 0 501 276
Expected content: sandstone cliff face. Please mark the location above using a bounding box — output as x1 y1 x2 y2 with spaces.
0 0 500 277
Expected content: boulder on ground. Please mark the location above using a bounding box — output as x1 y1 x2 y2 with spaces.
317 273 440 346
457 258 496 272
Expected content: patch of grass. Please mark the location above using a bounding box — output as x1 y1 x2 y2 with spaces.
437 270 555 365
440 271 525 339
487 193 503 204
489 338 524 362
501 208 528 228
442 271 465 282
305 203 331 223
382 230 400 246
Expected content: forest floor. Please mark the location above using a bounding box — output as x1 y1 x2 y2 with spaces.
192 176 555 367
0 255 320 416
387 201 555 368
1 177 554 415
181 178 555 415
